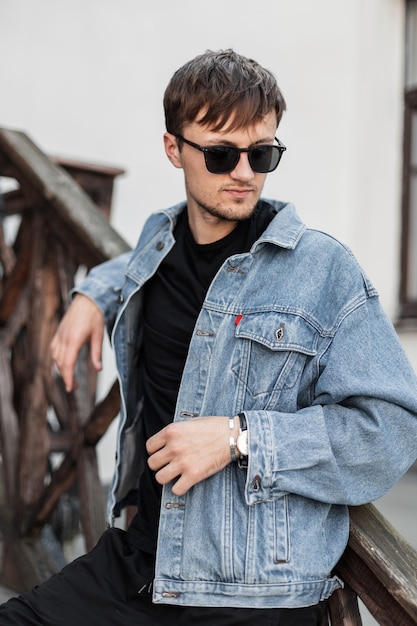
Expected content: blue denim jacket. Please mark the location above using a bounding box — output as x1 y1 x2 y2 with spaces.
77 199 417 609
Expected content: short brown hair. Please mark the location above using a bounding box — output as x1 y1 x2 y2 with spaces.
163 49 286 135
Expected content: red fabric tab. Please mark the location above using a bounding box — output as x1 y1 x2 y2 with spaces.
235 314 243 326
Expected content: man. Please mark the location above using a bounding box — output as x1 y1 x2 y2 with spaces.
2 49 417 625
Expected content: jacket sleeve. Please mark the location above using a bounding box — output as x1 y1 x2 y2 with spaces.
74 251 133 334
244 295 417 506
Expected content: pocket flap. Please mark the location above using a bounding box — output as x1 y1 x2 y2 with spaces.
235 311 317 355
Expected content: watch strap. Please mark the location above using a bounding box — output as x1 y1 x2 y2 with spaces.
237 412 248 468
237 412 247 432
229 416 238 462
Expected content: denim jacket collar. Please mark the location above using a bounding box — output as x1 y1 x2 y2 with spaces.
155 198 307 251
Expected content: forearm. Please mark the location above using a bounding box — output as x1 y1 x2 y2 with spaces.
244 398 417 507
74 251 132 332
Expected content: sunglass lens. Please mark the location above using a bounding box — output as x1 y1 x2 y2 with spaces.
204 147 238 173
249 146 280 173
204 144 282 174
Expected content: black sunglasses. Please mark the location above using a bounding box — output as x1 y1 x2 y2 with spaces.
172 133 286 174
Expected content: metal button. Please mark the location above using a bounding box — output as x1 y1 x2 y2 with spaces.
252 475 261 491
275 323 285 341
156 241 165 251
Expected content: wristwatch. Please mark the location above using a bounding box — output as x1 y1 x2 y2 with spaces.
236 412 248 467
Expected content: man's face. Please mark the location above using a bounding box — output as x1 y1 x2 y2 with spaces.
164 110 278 242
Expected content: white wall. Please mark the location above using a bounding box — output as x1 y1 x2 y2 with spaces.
0 0 411 480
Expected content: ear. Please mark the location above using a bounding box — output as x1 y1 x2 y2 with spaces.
164 132 183 169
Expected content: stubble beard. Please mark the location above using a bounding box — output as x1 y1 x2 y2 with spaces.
193 187 261 223
199 200 257 223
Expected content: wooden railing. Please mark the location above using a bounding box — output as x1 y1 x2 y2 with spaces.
330 503 417 625
0 127 129 591
0 128 416 624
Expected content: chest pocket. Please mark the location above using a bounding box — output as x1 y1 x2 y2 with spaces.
232 311 318 410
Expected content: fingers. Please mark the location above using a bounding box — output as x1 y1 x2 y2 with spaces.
147 445 198 497
51 327 79 392
147 425 186 493
146 424 176 476
146 426 168 457
146 417 232 495
90 323 104 372
51 294 105 392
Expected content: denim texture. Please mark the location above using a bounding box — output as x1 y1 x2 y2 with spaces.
77 199 417 608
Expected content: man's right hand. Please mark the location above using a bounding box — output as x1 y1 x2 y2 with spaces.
51 294 105 392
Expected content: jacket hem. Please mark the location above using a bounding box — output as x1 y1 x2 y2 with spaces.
152 575 343 608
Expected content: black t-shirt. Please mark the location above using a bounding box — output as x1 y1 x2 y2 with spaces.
128 202 275 553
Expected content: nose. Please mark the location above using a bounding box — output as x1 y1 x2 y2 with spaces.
229 152 255 182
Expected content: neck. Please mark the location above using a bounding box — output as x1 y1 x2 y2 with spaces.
187 207 239 244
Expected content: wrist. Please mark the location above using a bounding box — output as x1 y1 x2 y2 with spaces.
229 413 248 466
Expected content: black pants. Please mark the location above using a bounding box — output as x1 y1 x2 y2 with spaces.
0 528 326 625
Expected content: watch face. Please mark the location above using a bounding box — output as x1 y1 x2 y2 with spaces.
237 431 248 457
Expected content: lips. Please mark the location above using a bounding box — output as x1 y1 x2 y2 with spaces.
224 187 255 198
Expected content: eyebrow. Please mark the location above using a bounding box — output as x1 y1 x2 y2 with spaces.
203 136 276 147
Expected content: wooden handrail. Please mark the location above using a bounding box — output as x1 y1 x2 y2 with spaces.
0 127 130 265
332 503 417 625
